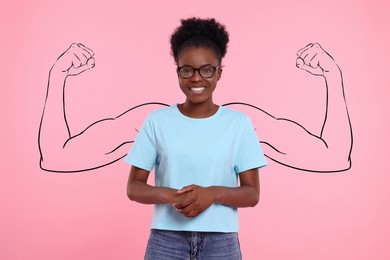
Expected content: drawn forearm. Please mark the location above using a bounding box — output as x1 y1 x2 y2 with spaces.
39 71 71 168
320 70 353 166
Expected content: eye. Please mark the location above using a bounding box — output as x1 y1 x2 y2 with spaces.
180 67 193 74
200 66 214 76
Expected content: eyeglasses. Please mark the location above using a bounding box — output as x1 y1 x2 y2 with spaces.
177 65 221 79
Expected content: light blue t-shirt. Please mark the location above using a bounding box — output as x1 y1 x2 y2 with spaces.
124 104 267 232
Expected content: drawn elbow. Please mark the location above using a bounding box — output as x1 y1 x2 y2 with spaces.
323 154 352 173
336 158 351 172
39 154 86 173
313 156 351 173
39 158 67 173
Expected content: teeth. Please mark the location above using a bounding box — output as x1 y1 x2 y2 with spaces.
191 87 205 91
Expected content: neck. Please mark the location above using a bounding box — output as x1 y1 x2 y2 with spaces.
179 99 219 118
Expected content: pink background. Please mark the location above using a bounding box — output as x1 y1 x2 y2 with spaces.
1 0 390 259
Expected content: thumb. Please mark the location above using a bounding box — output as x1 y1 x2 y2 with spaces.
68 57 95 76
177 186 194 194
296 58 323 76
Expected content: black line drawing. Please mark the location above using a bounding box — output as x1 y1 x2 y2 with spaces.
38 43 353 173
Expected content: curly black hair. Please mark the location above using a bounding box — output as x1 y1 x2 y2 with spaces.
170 17 229 64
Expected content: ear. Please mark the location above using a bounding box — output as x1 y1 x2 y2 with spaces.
217 67 223 81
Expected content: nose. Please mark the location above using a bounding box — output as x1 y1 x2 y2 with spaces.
190 70 203 82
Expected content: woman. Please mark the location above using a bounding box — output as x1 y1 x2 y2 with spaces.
125 18 267 259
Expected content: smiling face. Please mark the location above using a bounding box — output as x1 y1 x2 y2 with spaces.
177 47 222 106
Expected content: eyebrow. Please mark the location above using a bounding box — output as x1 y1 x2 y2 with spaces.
177 63 214 68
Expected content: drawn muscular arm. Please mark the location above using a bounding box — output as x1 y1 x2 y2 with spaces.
226 43 352 172
40 43 352 173
38 43 167 172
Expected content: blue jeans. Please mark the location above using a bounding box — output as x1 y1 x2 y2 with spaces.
144 229 242 260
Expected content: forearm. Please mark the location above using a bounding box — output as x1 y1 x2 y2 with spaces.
127 181 177 205
211 185 259 208
321 69 352 164
39 71 70 163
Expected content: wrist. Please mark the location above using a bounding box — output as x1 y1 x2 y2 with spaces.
47 68 68 92
208 186 221 204
49 65 68 79
161 188 178 204
323 64 341 78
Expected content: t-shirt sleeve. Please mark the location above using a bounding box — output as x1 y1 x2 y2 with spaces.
234 115 267 174
123 116 157 171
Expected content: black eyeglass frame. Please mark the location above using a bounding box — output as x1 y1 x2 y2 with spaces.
176 64 222 79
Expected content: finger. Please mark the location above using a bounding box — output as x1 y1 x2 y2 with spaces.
303 52 319 68
185 207 204 218
298 46 313 62
173 195 194 209
87 57 95 67
68 57 95 76
70 43 93 66
71 53 83 68
296 57 304 68
298 45 320 67
177 184 197 194
56 43 81 63
68 66 86 76
296 43 313 57
308 53 320 68
78 46 94 61
174 200 192 209
73 50 90 67
296 60 323 76
297 43 322 65
176 203 194 213
178 204 199 217
177 186 194 194
184 210 199 218
77 43 95 57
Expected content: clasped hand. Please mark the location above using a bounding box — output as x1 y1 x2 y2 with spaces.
172 185 215 218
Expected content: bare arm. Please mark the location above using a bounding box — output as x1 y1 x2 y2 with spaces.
127 166 178 204
39 43 167 173
127 166 260 218
173 169 260 218
225 43 353 173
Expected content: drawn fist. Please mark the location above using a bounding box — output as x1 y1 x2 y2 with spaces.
296 43 339 76
51 43 95 76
